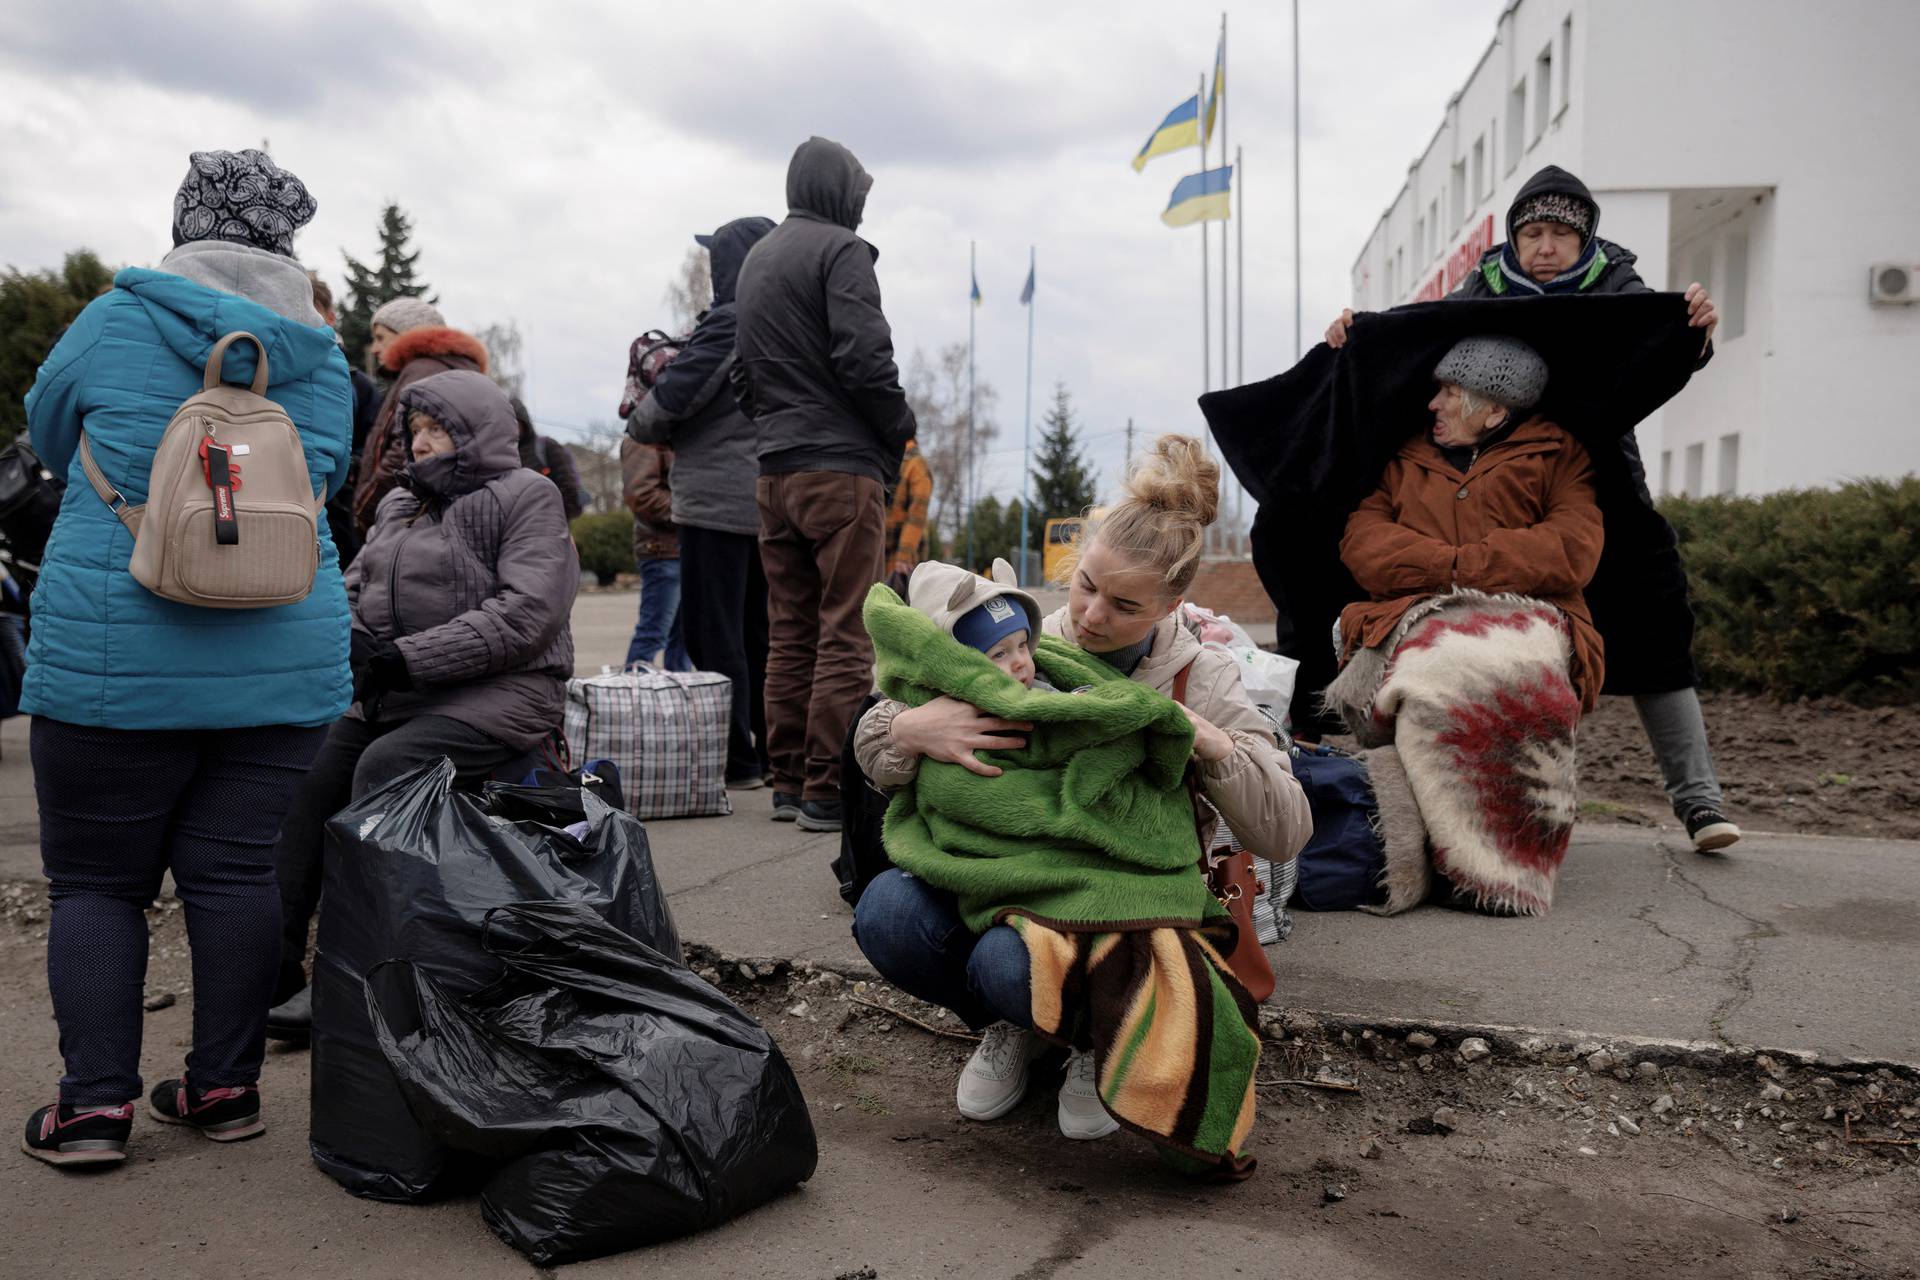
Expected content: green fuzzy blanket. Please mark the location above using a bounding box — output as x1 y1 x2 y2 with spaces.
865 584 1219 932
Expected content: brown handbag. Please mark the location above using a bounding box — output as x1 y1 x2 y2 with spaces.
1172 662 1278 1003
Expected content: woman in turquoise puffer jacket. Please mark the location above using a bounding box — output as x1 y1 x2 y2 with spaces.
19 150 353 1170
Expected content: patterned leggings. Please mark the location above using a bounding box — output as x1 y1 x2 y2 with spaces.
31 718 325 1106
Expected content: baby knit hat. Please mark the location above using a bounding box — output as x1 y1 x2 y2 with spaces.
1434 335 1549 411
952 595 1031 654
370 297 445 335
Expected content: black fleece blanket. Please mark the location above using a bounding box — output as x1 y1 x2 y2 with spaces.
1199 294 1704 736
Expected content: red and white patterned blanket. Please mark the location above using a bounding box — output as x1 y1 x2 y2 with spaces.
1328 592 1581 916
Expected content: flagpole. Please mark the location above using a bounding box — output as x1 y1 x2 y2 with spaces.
1293 0 1303 359
1019 245 1035 584
1219 11 1229 394
966 239 977 570
1236 144 1245 386
1235 142 1245 533
1199 74 1210 401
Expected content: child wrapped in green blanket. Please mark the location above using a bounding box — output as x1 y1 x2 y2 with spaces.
855 558 1262 1176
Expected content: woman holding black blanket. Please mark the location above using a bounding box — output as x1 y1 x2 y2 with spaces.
1324 167 1736 855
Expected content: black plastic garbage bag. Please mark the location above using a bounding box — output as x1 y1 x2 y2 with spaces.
369 901 819 1265
310 759 681 1202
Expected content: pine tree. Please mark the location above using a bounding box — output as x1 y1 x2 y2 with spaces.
964 495 1008 571
339 204 435 372
1028 383 1097 522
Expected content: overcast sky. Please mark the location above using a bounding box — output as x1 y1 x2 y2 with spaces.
0 0 1507 510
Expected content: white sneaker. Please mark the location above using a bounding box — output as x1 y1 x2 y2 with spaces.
1057 1049 1120 1140
956 1022 1043 1121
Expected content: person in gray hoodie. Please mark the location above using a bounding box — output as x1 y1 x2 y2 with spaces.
628 216 776 786
265 368 579 1039
731 138 916 830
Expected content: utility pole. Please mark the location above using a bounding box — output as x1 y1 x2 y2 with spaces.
1219 11 1229 393
1125 417 1136 470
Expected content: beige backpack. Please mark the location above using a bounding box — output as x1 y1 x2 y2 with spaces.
80 331 322 609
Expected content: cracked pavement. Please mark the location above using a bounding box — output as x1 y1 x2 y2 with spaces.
1274 825 1920 1063
3 590 1915 1070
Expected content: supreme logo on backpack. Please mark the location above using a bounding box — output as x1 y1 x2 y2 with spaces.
79 331 323 609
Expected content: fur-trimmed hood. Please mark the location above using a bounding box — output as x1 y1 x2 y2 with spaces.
381 325 489 375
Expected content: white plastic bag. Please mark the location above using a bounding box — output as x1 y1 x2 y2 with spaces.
1209 643 1299 729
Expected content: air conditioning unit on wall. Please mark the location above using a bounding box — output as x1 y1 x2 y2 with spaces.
1869 263 1918 305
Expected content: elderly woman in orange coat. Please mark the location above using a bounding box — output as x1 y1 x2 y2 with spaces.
1328 336 1604 916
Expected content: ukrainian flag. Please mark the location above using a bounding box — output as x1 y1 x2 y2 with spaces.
1131 95 1202 172
1204 34 1225 142
1162 165 1233 227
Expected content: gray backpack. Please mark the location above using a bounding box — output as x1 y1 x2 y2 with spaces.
80 331 322 609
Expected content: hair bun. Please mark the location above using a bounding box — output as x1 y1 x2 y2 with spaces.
1124 434 1220 527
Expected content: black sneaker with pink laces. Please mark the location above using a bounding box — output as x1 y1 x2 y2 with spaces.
148 1076 264 1142
22 1101 133 1167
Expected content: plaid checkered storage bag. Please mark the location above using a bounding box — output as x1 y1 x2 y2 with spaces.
563 668 733 819
1210 814 1296 946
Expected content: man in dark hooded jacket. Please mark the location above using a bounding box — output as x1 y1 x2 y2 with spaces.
1323 166 1739 853
731 137 915 831
628 215 777 787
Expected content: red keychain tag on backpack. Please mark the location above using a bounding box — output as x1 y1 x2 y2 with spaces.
205 441 240 546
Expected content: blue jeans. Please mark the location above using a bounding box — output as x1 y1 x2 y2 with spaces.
33 718 326 1105
852 869 1031 1031
626 558 689 671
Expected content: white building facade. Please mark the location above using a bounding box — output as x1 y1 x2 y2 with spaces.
1349 0 1920 498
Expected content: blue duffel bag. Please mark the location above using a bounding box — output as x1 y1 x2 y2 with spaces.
1288 745 1388 911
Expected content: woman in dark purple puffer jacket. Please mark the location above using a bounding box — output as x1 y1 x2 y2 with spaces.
265 368 580 1036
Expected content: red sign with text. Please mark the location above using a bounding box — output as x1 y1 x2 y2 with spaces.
1413 214 1496 302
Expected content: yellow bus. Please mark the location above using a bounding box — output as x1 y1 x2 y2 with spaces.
1041 507 1109 585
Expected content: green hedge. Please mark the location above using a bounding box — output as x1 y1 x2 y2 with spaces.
1662 477 1919 703
571 510 634 586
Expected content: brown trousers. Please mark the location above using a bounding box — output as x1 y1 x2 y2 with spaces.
757 471 886 802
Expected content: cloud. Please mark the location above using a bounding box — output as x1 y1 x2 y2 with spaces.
0 0 1514 515
567 3 1228 169
0 0 483 115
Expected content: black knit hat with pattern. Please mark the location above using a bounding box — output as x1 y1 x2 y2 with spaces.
171 149 318 257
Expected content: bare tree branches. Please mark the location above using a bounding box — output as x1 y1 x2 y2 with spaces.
663 247 712 334
572 418 627 514
904 343 999 545
475 320 527 399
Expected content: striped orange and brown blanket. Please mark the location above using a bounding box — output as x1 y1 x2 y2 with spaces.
1006 913 1262 1177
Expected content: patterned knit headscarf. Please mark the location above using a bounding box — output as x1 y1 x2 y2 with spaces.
1511 192 1594 244
171 149 318 257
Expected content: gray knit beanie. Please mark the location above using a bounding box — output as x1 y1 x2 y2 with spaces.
369 297 445 335
1434 335 1548 411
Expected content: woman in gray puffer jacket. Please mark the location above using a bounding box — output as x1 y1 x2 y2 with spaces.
264 368 580 1037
